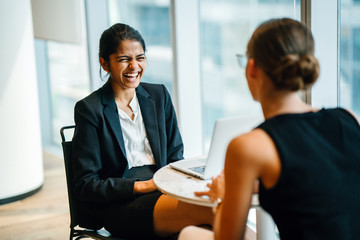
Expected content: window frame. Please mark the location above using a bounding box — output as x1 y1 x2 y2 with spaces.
170 0 204 157
310 0 339 108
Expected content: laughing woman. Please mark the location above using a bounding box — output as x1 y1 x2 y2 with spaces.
71 23 213 240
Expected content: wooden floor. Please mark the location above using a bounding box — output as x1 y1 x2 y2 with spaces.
0 151 257 240
0 151 70 240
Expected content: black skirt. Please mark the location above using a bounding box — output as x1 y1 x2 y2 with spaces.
103 165 163 240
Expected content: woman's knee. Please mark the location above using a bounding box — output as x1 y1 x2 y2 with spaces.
178 226 198 240
178 226 214 240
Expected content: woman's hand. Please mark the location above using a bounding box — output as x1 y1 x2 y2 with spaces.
134 179 158 194
195 170 225 202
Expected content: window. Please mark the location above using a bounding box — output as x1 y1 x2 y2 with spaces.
199 0 301 149
339 1 360 116
311 0 360 115
35 1 90 148
199 1 300 236
108 0 174 94
46 41 90 143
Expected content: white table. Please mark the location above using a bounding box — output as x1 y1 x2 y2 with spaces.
154 164 213 206
154 164 259 207
154 164 276 240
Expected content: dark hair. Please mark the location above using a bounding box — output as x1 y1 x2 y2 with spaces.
98 23 146 79
247 18 320 91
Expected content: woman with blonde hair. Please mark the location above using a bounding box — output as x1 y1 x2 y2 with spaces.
179 18 360 240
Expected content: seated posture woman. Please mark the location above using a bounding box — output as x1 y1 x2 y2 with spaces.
179 18 360 240
71 23 213 240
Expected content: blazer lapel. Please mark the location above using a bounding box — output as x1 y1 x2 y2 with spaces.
101 81 127 160
136 85 162 168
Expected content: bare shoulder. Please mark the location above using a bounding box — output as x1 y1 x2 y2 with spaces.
344 108 360 125
226 129 281 188
226 129 275 165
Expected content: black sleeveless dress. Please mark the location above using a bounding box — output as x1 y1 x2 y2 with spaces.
257 108 360 240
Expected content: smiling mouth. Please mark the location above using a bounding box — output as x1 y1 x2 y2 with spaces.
124 73 139 78
123 72 139 80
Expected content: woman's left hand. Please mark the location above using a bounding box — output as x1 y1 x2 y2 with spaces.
195 170 225 202
134 178 158 194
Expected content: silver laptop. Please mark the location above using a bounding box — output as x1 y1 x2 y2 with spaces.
169 115 263 179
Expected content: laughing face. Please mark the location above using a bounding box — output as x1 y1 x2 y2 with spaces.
101 39 147 90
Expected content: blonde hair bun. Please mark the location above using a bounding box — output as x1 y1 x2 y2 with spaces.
272 54 320 91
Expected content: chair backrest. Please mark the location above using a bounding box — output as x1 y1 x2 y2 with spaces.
60 125 78 229
60 126 130 240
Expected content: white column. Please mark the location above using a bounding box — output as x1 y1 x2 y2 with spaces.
0 0 43 203
170 0 203 157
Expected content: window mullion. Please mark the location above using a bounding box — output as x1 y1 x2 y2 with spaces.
170 0 204 157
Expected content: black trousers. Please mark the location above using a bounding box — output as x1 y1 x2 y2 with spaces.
103 165 163 240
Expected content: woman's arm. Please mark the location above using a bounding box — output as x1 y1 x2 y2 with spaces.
162 85 184 163
134 179 158 193
214 133 259 240
214 129 281 240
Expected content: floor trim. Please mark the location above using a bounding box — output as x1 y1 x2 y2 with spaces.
0 185 43 205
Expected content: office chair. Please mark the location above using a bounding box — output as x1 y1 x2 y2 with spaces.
60 125 125 240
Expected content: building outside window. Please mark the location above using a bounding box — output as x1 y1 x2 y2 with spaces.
199 0 301 151
199 0 300 234
35 1 90 148
46 41 90 143
108 0 174 94
339 0 360 116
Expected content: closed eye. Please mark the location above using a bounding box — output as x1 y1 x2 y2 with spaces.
115 54 146 63
136 54 146 61
117 57 131 62
136 56 146 61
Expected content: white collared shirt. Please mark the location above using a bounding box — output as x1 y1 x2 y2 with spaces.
117 93 155 169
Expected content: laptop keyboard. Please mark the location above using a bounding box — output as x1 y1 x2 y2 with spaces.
190 166 205 174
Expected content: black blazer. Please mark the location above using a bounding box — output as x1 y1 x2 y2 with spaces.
71 81 183 229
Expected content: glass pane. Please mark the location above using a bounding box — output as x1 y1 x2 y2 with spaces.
108 0 173 95
200 0 301 149
47 41 90 144
200 1 300 236
339 0 360 116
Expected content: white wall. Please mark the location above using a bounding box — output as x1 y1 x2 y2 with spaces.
31 0 82 44
0 0 43 200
